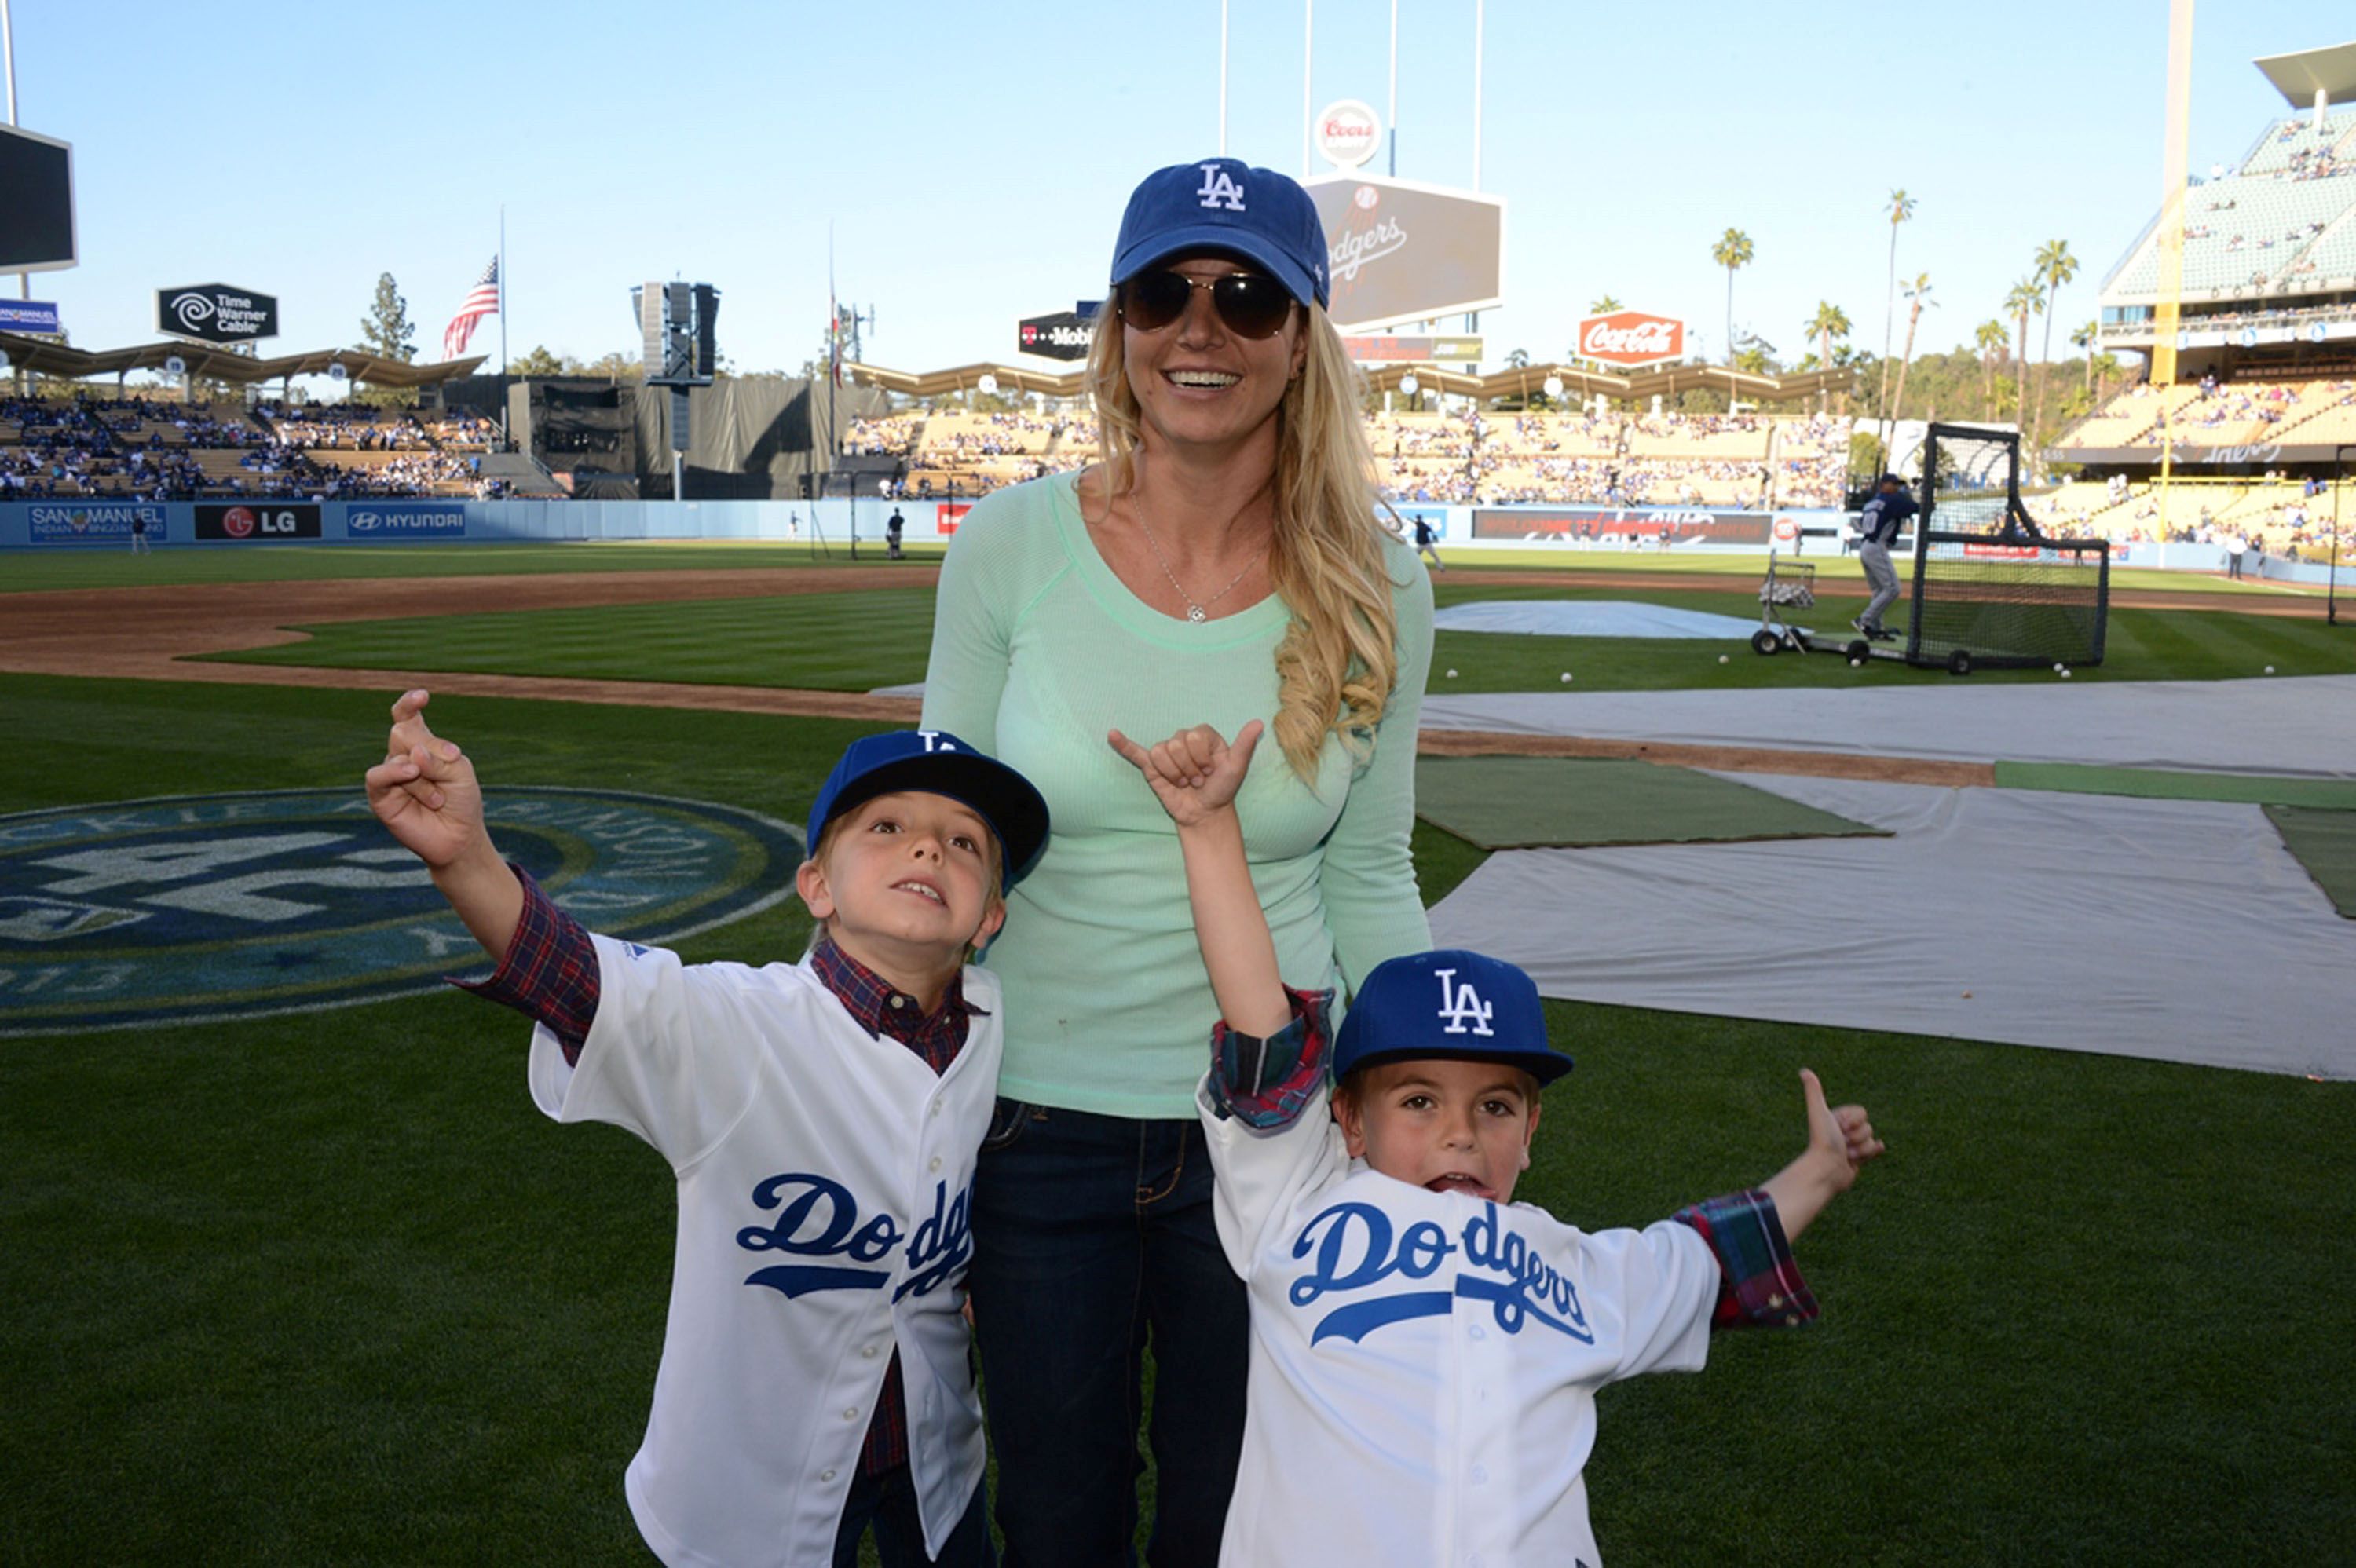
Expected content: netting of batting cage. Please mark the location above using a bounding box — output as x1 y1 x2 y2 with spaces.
1904 424 2109 671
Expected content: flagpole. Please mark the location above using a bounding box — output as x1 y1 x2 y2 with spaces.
499 206 510 448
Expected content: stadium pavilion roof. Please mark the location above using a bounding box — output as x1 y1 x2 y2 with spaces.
0 331 486 388
848 360 1851 406
2254 40 2356 108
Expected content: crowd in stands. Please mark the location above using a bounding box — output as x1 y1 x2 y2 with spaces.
0 393 508 500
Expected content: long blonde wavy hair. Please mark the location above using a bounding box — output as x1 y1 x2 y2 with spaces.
1083 292 1402 784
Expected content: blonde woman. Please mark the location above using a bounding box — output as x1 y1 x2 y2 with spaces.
920 157 1432 1566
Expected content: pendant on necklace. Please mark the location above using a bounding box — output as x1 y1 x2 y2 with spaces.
1186 604 1207 623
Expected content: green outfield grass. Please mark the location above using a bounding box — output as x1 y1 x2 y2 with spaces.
208 587 942 693
2 672 2350 1564
11 549 2356 1562
203 574 2356 694
5 535 2300 599
0 539 952 592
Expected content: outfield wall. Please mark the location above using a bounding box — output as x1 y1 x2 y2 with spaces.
5 498 2344 583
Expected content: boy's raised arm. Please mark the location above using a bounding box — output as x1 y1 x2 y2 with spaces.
1107 721 1292 1039
1758 1069 1883 1244
365 689 523 963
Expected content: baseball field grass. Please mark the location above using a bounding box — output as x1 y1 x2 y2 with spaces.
5 547 2354 1565
203 574 2356 693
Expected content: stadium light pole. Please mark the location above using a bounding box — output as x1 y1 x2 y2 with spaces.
1301 0 1313 180
2 0 27 305
1218 0 1227 155
1387 0 1398 177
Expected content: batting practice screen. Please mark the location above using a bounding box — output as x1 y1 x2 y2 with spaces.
1906 425 2109 671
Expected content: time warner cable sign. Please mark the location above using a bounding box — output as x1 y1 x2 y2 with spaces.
1305 174 1504 333
156 282 279 345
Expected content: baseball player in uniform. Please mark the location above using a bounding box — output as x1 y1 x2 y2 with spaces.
1110 718 1884 1568
1853 472 1917 641
368 693 1048 1568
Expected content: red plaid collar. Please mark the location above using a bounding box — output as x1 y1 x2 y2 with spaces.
810 939 982 1070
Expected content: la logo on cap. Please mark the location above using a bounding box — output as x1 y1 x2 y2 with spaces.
1196 163 1246 211
1434 967 1494 1036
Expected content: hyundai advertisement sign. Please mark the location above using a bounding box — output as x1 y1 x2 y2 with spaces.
346 503 465 538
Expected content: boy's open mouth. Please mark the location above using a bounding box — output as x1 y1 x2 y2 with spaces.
1425 1174 1494 1198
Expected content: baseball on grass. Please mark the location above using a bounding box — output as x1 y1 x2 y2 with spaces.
1560 672 1572 682
1718 654 1729 664
2265 665 2276 674
2061 669 2073 679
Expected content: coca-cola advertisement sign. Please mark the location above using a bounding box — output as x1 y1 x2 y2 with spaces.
1578 312 1684 367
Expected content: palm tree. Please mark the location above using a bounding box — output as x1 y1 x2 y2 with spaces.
2071 320 2099 398
1890 272 1935 422
1805 302 1851 411
2031 239 2079 445
2003 276 2043 428
1505 347 1530 370
1879 190 1915 425
1710 228 1754 367
1588 294 1623 314
1974 319 2010 411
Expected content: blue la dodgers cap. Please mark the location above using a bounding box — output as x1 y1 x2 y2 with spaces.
1110 157 1331 310
1333 950 1572 1086
805 730 1051 890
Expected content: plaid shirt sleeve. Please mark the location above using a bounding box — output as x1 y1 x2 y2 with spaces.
1203 986 1334 1130
451 863 600 1065
1672 1188 1818 1330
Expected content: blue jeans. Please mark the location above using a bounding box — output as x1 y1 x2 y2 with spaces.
968 1100 1249 1568
831 1464 994 1568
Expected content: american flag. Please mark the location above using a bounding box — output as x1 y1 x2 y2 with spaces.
441 257 499 360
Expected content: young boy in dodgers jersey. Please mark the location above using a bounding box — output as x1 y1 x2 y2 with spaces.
1110 719 1883 1568
367 691 1048 1568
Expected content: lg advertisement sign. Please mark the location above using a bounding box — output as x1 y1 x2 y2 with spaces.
1577 312 1685 367
1305 174 1503 333
157 283 280 345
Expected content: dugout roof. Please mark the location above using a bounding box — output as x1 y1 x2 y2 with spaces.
0 331 487 388
848 359 1850 407
2254 40 2356 108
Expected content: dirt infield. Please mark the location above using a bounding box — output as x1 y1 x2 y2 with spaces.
0 563 2266 786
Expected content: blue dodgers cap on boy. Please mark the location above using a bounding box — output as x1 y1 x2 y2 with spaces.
1333 950 1572 1086
805 730 1051 890
1110 157 1331 310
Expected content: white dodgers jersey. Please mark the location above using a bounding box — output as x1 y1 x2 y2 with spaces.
528 936 1000 1568
1199 1080 1722 1568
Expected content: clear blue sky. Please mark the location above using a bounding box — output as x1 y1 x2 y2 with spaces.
9 2 2350 391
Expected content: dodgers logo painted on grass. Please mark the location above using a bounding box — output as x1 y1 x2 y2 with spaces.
0 788 803 1037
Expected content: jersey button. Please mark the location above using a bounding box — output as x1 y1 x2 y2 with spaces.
821 1468 837 1483
1470 1465 1488 1485
862 1343 880 1359
843 1406 860 1421
930 1157 943 1173
1469 1325 1487 1340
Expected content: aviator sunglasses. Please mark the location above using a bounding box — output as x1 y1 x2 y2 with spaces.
1118 269 1297 340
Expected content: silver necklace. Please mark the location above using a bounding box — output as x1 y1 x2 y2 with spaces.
1132 501 1265 623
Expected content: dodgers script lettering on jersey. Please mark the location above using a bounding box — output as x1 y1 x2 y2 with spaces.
738 1171 975 1303
1288 1197 1593 1346
1198 163 1247 210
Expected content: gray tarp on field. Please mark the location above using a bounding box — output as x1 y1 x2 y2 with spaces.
1418 674 2356 779
1427 773 2356 1079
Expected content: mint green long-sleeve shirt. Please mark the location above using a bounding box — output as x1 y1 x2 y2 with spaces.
920 475 1434 1119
